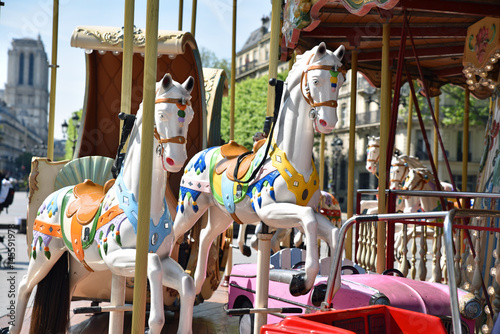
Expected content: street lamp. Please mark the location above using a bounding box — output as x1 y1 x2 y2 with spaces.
61 113 81 157
330 136 344 196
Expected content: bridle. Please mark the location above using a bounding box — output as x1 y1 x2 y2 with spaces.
402 171 429 191
154 96 190 169
300 53 345 120
366 144 380 178
153 97 190 145
390 162 409 186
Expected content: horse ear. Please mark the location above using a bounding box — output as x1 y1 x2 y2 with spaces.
314 42 327 61
333 45 345 61
161 73 173 91
182 76 195 94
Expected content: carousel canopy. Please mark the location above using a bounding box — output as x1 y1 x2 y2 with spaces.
281 0 500 98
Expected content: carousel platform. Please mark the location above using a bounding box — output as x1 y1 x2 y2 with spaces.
0 283 239 333
0 193 242 333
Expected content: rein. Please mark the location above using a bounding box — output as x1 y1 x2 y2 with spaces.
389 163 409 185
300 53 344 112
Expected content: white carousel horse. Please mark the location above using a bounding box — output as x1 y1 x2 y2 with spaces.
402 167 455 212
172 42 345 296
10 74 196 334
245 190 342 253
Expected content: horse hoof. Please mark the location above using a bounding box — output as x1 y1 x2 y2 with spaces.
194 294 205 306
242 245 252 257
289 273 310 296
1 328 10 334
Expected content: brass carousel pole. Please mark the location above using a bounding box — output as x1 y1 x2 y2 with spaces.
434 96 439 170
191 0 197 37
346 50 358 260
230 0 236 141
377 22 390 273
255 0 280 332
47 0 59 160
110 1 134 332
462 88 470 193
406 94 413 155
178 0 184 30
131 0 159 332
223 0 238 290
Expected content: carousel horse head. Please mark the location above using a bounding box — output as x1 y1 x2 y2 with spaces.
153 73 195 172
402 167 432 192
290 42 345 134
365 136 380 175
390 154 425 190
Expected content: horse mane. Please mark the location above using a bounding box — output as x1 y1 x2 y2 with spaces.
399 154 426 169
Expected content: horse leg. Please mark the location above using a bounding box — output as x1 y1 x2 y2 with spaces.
193 207 233 295
68 255 91 299
258 203 320 295
250 224 261 251
271 228 290 253
173 194 210 244
104 249 165 334
237 223 251 257
9 239 66 334
161 257 195 334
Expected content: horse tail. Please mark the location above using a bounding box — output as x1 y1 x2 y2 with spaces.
29 251 70 334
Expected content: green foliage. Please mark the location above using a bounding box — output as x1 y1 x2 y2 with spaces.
220 71 289 149
63 110 82 160
440 85 489 126
200 47 230 79
399 83 489 126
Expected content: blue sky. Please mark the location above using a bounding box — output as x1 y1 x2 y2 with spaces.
0 0 272 139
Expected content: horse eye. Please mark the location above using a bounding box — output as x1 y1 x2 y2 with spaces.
312 78 319 85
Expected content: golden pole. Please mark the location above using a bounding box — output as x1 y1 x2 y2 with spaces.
120 0 135 130
230 0 236 141
462 88 470 192
190 0 197 38
346 50 358 260
131 0 159 332
319 135 325 190
266 0 280 118
377 22 390 273
434 96 439 170
406 93 413 155
255 2 280 332
178 0 184 31
47 0 59 160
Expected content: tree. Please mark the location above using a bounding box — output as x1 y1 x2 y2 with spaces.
220 71 289 149
440 85 489 126
199 47 230 79
63 109 82 160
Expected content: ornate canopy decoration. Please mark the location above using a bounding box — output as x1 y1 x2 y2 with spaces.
463 17 500 93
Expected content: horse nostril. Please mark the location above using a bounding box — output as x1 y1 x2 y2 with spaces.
166 158 175 166
319 120 327 127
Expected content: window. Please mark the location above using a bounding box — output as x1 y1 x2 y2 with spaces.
456 131 471 162
415 130 429 160
18 53 24 84
28 53 34 86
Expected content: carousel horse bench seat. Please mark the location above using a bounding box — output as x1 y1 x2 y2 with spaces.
215 139 266 182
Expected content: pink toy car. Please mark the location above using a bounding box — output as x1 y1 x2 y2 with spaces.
227 211 483 334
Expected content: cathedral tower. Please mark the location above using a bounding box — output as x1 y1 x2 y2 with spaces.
4 36 49 140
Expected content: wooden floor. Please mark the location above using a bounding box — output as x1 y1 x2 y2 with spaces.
0 284 239 333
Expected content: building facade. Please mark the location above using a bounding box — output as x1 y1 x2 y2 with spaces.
236 16 289 82
324 74 483 211
4 36 49 140
0 36 57 178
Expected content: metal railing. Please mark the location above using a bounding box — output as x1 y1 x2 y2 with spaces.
323 209 500 334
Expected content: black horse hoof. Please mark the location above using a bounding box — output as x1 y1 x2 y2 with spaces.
194 294 205 306
242 245 252 257
289 273 310 296
1 328 10 334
